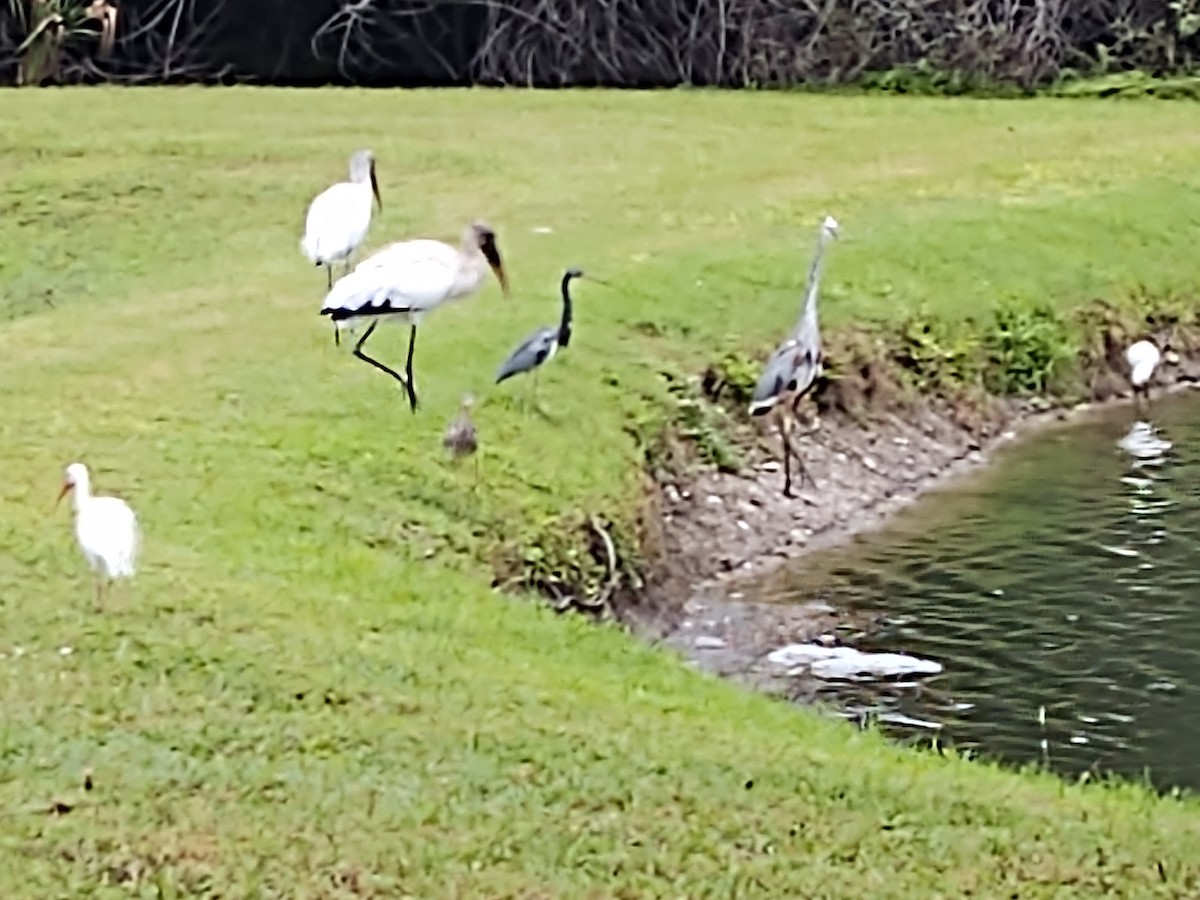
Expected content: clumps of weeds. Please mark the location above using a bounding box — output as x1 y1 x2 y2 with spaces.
700 349 761 409
981 298 1077 396
491 509 645 619
656 368 743 474
889 303 983 395
816 328 906 423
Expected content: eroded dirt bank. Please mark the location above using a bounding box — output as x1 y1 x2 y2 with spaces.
626 361 1200 702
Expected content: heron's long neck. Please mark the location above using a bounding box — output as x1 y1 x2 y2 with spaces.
794 234 829 344
558 276 575 346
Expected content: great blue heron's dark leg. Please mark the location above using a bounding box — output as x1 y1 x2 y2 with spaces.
403 325 420 413
353 321 414 401
790 394 819 489
777 411 796 498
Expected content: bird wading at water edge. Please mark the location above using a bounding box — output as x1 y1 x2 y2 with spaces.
749 215 839 499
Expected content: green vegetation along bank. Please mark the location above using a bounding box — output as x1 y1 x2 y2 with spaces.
2 88 1200 896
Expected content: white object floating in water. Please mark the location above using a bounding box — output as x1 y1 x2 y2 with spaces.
1099 543 1139 558
532 226 554 234
764 643 942 680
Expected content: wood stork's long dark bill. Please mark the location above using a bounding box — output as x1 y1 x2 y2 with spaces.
477 227 510 299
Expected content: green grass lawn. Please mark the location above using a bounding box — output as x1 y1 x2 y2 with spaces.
2 87 1200 896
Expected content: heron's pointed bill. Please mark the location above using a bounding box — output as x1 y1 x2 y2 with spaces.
369 163 382 212
55 481 73 506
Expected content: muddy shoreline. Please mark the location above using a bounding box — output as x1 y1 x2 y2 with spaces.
628 367 1200 703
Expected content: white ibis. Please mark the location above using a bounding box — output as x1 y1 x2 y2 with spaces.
319 220 511 413
748 214 840 497
301 149 382 290
56 462 139 608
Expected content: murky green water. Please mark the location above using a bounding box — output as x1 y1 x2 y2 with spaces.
776 391 1200 792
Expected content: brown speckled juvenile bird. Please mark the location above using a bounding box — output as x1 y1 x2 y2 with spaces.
443 393 479 485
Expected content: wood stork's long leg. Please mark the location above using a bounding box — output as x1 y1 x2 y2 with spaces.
353 321 416 408
403 325 420 413
326 264 333 291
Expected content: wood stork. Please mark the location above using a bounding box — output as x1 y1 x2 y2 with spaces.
301 149 382 290
1126 336 1179 412
495 268 582 404
55 462 139 608
319 220 511 413
749 214 839 498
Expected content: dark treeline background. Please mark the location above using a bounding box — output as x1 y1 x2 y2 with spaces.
2 0 1198 89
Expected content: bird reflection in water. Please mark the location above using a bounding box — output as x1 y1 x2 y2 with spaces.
1104 418 1175 570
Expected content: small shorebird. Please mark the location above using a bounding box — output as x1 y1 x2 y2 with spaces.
443 393 480 485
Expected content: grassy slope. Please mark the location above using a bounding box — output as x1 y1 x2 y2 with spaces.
1 88 1200 895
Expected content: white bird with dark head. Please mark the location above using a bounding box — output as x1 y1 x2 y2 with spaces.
320 220 511 413
56 462 139 609
1126 335 1179 411
749 214 839 498
301 149 382 290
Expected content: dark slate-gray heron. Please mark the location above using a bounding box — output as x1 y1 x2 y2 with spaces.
749 214 839 498
495 268 583 403
301 149 383 291
319 220 511 413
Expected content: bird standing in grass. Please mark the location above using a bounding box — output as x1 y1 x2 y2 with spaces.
495 268 583 407
1126 335 1180 413
443 393 480 485
301 149 383 291
321 220 511 413
56 462 139 609
749 215 839 498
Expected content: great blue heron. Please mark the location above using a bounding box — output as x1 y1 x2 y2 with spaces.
55 462 140 610
443 393 480 485
1126 335 1180 413
319 220 511 413
301 149 383 291
495 268 583 405
748 215 840 498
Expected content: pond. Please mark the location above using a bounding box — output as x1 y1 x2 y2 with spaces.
772 390 1200 793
